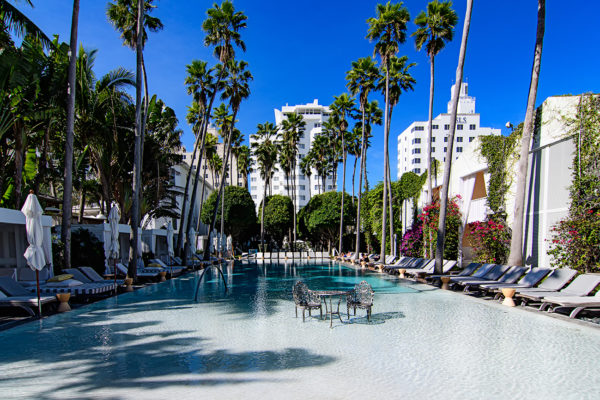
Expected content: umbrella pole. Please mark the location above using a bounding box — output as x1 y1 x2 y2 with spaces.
36 269 41 318
114 258 117 294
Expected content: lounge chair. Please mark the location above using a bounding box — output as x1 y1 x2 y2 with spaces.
0 276 57 316
384 258 429 273
64 268 124 286
477 268 552 295
539 291 600 318
114 262 160 279
511 268 577 293
461 266 529 292
427 262 481 281
150 259 185 276
405 260 458 278
35 274 116 297
78 266 124 285
292 281 322 322
451 264 511 289
346 280 374 321
515 273 600 306
448 263 496 283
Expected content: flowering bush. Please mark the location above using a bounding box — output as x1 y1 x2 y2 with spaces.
400 219 423 257
548 209 600 272
468 216 511 264
418 198 462 260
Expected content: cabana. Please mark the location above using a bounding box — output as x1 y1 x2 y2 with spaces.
0 207 53 284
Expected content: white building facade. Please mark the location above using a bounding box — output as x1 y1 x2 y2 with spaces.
249 99 336 212
397 82 500 178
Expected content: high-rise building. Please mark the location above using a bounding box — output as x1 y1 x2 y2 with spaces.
249 99 336 211
396 82 500 178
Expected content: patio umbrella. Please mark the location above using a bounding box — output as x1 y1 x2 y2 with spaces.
227 235 233 258
21 192 46 318
166 221 174 274
107 204 120 289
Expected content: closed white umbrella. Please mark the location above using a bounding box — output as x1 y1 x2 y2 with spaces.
166 221 174 274
21 192 46 317
107 205 120 289
227 235 233 258
189 227 197 261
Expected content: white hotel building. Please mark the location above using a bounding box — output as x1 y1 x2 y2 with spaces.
397 82 500 178
249 99 336 211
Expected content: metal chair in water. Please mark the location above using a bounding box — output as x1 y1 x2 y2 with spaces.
347 280 374 321
292 281 322 321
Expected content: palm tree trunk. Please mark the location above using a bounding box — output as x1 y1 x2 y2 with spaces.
78 187 85 223
129 0 144 280
196 176 207 232
381 63 390 261
354 109 367 262
352 156 358 207
291 161 297 246
435 0 473 274
426 56 435 206
260 181 267 250
387 159 395 255
338 144 347 255
508 0 545 267
61 0 79 270
13 126 24 208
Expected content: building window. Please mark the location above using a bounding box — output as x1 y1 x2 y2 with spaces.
444 124 450 130
457 136 463 142
457 124 463 130
412 138 421 144
252 195 257 200
432 124 438 130
299 144 305 149
299 185 305 190
411 126 424 132
431 147 435 152
469 124 476 130
444 137 448 143
327 185 332 190
204 173 209 178
457 147 463 153
300 195 306 201
273 186 279 190
444 147 447 152
469 137 474 142
412 148 421 154
431 137 436 143
251 177 257 182
273 176 279 181
251 186 257 191
413 168 421 174
411 158 421 164
314 123 321 128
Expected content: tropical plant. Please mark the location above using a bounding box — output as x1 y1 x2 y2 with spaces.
346 56 379 261
507 0 546 267
469 217 511 264
263 194 293 244
251 121 280 249
0 0 52 50
367 0 410 261
236 144 251 188
418 197 461 260
200 185 256 244
412 0 457 210
330 93 355 255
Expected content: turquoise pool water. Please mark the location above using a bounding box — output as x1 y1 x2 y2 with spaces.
1 261 599 399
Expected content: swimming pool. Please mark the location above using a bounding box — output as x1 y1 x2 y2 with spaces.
1 261 599 399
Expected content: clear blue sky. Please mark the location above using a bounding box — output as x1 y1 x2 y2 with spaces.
22 0 600 192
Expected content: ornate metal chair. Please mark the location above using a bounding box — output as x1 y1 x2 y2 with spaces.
292 281 322 322
347 280 374 321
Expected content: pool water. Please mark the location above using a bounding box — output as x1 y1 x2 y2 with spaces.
1 261 599 399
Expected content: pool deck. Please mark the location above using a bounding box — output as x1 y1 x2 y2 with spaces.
1 262 599 399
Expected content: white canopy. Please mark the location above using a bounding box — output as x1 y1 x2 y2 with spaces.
166 220 174 259
107 205 120 260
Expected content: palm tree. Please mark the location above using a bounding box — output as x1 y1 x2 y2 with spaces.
330 93 355 255
379 55 416 254
367 0 410 262
279 112 305 245
299 153 313 199
201 0 247 260
346 57 379 261
107 0 163 278
347 123 362 206
413 0 457 208
434 0 472 275
309 134 331 194
0 0 52 50
507 0 546 267
251 122 279 249
61 0 80 270
205 59 252 259
236 144 251 188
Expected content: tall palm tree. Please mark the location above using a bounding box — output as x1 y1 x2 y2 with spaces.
367 0 410 261
508 0 546 267
205 59 252 259
107 0 163 278
61 0 80 270
200 0 247 260
251 122 279 249
434 0 472 275
330 93 355 255
379 55 416 253
346 57 379 261
299 153 313 199
413 0 457 208
236 144 251 188
347 123 362 206
279 112 305 245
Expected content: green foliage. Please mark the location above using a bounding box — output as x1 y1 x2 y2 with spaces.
479 126 521 213
298 191 356 248
549 95 600 272
201 186 257 242
263 195 293 242
469 217 511 264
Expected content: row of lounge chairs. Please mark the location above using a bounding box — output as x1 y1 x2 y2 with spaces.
371 256 600 320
